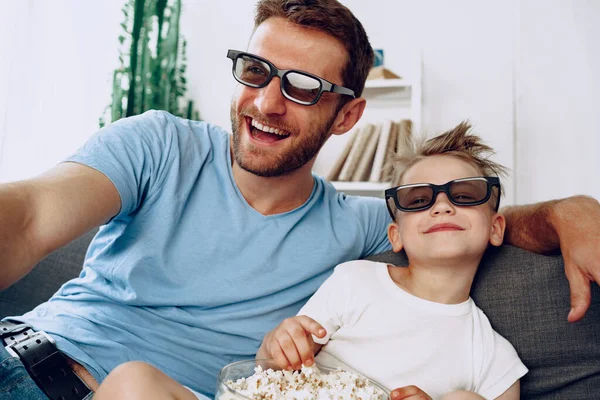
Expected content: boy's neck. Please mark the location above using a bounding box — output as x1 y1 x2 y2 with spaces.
387 258 481 304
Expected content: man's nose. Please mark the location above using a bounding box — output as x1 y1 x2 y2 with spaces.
430 192 456 215
254 78 286 115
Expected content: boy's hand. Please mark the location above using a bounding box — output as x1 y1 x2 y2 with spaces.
390 385 433 400
257 316 326 370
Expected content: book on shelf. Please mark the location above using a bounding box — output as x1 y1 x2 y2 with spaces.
326 127 359 181
369 120 393 182
337 123 374 181
381 121 399 183
327 119 412 184
380 119 413 182
397 119 412 153
352 123 381 181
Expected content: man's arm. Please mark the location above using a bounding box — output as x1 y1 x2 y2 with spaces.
502 195 600 322
0 162 120 290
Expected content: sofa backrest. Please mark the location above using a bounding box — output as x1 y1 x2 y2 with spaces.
0 229 97 317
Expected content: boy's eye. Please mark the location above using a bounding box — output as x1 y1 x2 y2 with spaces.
409 197 429 205
453 192 478 202
454 193 475 200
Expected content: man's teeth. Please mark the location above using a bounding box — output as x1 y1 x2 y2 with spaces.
251 120 289 136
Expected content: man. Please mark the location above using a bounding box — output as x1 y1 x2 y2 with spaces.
1 0 599 399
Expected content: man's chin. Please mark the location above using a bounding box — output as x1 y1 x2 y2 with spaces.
235 157 296 178
233 137 301 177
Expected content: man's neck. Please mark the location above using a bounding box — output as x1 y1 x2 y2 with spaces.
388 257 481 304
231 158 315 216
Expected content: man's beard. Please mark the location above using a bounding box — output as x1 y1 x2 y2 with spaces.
230 104 336 177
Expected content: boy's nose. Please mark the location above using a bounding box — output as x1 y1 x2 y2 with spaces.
254 78 286 115
430 193 456 215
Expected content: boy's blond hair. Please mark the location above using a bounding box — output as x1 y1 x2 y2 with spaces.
390 121 508 207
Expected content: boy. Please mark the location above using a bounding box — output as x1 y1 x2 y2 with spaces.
256 121 528 399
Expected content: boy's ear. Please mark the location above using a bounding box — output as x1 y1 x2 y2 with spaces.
329 97 366 136
387 222 404 253
489 213 506 247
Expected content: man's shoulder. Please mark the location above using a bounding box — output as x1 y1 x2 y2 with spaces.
314 181 387 220
119 110 229 144
310 181 391 257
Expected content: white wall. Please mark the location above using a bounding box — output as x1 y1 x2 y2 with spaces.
179 0 255 133
515 0 600 203
0 0 123 182
0 0 598 205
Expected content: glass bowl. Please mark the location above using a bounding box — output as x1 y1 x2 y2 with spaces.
215 359 390 400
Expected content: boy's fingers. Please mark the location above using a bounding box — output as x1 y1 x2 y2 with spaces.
269 316 325 370
270 341 293 371
296 315 327 338
277 331 302 369
288 324 317 367
391 385 432 400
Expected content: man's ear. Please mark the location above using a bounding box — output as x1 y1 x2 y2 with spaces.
489 213 506 247
387 222 404 253
329 97 366 136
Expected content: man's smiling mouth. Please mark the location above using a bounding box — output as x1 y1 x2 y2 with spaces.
248 118 291 143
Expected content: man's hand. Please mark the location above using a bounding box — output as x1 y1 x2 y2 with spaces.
503 195 600 322
551 196 600 322
390 385 432 400
256 316 326 370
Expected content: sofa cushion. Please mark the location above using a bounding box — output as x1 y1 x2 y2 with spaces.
0 229 97 317
366 245 600 399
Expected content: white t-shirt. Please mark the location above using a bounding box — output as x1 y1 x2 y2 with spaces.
299 260 528 400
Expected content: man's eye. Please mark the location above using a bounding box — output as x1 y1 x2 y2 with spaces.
246 66 267 76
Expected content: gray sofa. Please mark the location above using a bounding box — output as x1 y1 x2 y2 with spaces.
1 230 599 399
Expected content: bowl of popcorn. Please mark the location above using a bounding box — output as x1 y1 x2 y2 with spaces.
216 359 390 400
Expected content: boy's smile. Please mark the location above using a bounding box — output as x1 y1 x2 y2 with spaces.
424 222 465 234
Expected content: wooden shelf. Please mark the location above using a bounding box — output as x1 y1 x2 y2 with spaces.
332 181 391 196
363 79 412 103
364 78 412 89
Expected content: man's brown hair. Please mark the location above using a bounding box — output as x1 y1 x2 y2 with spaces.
391 121 508 208
254 0 374 99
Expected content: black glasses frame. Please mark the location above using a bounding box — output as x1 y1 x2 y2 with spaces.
226 49 356 106
385 176 501 219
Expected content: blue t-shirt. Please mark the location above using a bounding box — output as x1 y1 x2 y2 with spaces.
13 110 391 397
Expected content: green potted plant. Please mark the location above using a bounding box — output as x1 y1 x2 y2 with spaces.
100 0 199 127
